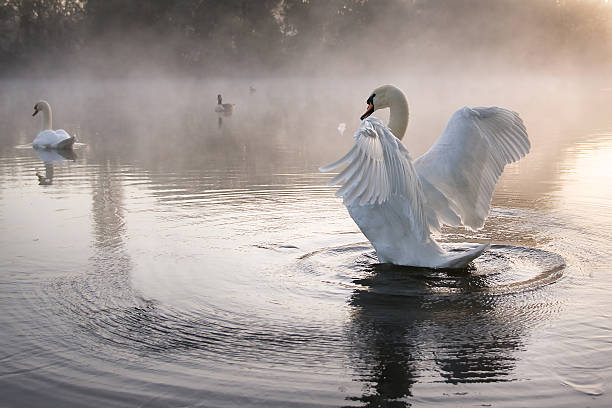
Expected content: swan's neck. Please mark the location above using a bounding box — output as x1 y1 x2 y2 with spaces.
387 89 409 140
40 109 52 131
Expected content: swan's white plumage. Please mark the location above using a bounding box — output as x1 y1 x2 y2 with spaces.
320 117 429 241
414 107 530 231
33 129 73 149
320 85 530 268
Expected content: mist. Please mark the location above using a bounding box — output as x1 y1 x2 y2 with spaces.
1 0 612 78
2 0 612 196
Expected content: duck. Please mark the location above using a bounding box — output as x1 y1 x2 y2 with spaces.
319 85 530 268
32 100 75 150
215 94 234 114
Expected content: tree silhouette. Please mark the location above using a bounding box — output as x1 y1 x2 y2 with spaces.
0 0 610 75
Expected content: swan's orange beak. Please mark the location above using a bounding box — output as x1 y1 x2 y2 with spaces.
360 103 374 120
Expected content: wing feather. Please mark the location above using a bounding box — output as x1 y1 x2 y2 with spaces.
341 156 371 203
320 117 429 239
319 145 358 173
414 106 530 230
329 153 361 186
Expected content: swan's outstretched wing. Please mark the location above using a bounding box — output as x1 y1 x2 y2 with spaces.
319 117 429 239
414 107 530 231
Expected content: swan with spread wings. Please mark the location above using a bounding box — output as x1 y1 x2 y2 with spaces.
319 85 530 268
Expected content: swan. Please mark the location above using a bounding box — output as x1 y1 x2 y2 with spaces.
215 94 234 114
319 85 530 268
32 101 75 150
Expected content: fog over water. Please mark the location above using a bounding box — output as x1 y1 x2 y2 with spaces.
1 1 612 407
2 0 612 77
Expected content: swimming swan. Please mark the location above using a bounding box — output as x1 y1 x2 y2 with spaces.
215 94 234 114
319 85 530 268
32 101 75 150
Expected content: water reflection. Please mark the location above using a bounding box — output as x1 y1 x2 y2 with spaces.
36 163 54 185
33 148 76 185
346 264 528 406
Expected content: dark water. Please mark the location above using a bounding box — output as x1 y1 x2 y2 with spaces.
1 77 611 407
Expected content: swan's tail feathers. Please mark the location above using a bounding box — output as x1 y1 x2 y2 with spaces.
437 242 490 269
56 136 75 150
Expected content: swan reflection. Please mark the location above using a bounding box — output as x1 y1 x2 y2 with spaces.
34 148 76 185
345 263 526 406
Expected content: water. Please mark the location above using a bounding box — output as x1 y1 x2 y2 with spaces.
1 77 611 407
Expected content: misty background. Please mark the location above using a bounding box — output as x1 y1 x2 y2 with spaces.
1 0 612 77
1 0 611 198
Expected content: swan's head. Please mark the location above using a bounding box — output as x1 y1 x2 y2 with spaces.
217 94 222 104
32 100 50 117
360 85 404 120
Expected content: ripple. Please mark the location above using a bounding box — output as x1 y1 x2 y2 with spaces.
296 243 565 297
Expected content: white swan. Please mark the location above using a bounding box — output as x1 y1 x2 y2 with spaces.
214 94 234 114
32 101 75 150
320 85 530 268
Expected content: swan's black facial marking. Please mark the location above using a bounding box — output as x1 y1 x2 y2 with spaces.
360 93 376 120
32 105 39 117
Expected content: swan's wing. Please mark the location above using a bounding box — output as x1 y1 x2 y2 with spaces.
414 106 530 230
319 117 429 238
33 130 73 149
33 130 59 147
55 129 71 139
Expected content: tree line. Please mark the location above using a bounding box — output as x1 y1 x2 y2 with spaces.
1 0 610 76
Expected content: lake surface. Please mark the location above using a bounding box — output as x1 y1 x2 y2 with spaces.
1 76 611 407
